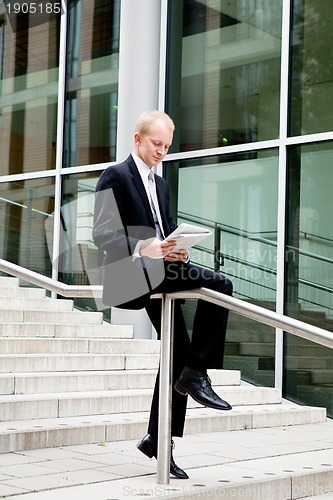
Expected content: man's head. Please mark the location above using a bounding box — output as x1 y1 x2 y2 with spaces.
134 110 174 168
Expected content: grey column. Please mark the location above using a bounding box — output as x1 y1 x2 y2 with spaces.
111 0 163 338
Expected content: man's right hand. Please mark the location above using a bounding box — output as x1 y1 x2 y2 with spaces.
140 238 176 259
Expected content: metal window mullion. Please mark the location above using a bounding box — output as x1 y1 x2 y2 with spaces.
156 0 169 179
158 0 168 112
51 3 68 294
165 139 280 163
275 0 292 390
286 131 333 145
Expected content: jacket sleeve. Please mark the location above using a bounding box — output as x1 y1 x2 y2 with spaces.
92 167 141 262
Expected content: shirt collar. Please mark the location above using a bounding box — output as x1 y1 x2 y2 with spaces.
131 152 152 180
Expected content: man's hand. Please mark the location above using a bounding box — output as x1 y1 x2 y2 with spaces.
140 238 177 259
164 249 189 262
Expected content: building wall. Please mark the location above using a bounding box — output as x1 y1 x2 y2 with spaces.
0 0 333 406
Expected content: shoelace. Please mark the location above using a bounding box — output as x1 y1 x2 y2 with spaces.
203 372 212 386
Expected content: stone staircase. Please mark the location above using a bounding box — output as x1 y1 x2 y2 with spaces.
224 306 333 418
0 276 327 459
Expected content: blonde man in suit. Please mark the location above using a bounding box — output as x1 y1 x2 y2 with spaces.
93 110 233 479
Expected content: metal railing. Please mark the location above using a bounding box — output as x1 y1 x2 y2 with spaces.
0 258 102 298
0 258 332 485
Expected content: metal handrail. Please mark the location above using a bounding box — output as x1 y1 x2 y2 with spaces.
156 288 333 485
0 259 332 484
0 259 102 298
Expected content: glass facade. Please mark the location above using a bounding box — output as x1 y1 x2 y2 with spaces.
0 4 60 175
65 0 119 167
165 149 279 304
0 0 332 413
0 177 55 273
167 0 282 151
289 0 333 136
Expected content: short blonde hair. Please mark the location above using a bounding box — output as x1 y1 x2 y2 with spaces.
134 110 175 137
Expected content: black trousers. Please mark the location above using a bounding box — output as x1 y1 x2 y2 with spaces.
144 261 233 438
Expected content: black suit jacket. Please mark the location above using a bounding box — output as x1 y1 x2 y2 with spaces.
93 155 177 308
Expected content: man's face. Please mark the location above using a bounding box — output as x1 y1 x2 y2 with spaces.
134 119 173 168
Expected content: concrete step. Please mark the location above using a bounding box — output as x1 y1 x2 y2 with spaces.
0 296 74 311
309 369 333 385
226 330 275 343
0 369 241 395
0 338 160 354
240 343 275 356
228 314 272 333
2 422 333 500
297 385 333 413
0 353 159 373
0 322 133 339
253 370 275 387
237 342 329 358
0 285 46 298
225 355 274 373
0 309 103 324
0 385 283 421
0 404 326 454
285 356 333 370
0 276 20 287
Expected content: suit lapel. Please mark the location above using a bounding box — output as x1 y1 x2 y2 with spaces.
127 156 155 227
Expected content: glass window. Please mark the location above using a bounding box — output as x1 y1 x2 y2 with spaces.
284 142 333 416
0 4 60 175
166 150 279 301
167 0 283 152
289 0 333 136
60 172 101 286
165 149 279 387
285 142 333 329
0 178 55 275
60 172 106 315
64 0 120 167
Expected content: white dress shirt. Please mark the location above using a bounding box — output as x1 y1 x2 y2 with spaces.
131 153 189 262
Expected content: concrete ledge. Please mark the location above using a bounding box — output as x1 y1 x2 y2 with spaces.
0 404 326 453
1 421 333 499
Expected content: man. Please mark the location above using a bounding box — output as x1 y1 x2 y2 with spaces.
93 110 233 479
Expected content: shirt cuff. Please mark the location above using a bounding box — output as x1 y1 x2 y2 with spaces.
133 240 143 260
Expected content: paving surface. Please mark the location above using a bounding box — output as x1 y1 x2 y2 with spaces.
0 418 333 499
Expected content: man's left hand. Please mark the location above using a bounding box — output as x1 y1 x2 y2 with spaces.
164 249 189 262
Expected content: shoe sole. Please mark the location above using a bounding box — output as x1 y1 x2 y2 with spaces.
174 381 232 411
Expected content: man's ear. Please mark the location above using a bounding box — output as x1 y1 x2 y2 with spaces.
134 133 141 145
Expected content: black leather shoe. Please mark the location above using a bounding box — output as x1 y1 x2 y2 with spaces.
137 434 189 479
175 366 232 411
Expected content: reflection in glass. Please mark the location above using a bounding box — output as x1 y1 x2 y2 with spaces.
285 142 333 416
0 6 60 175
165 149 279 387
60 172 101 286
60 172 105 314
286 142 333 328
65 0 120 167
166 150 279 302
167 0 282 152
0 178 55 275
289 0 333 136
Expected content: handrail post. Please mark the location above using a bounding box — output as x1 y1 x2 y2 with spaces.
156 294 174 485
